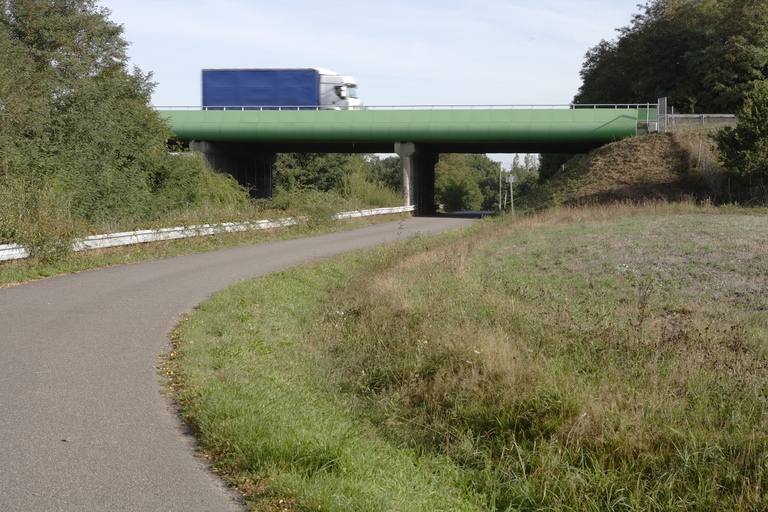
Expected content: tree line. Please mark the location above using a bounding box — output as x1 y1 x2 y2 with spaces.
575 0 768 114
554 0 768 187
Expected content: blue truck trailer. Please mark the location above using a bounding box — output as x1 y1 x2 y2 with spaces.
202 68 361 109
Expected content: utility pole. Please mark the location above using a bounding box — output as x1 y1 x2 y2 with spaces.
498 162 502 211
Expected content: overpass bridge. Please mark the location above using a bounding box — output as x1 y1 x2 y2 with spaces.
159 104 660 214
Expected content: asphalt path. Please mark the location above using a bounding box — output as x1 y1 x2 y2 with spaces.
0 216 475 511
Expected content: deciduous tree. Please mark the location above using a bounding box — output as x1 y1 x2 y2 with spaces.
0 0 245 258
464 154 502 210
435 154 483 211
575 0 768 114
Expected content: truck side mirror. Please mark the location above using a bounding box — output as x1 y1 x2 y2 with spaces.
336 86 348 99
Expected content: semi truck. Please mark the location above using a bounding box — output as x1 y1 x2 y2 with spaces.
201 68 361 109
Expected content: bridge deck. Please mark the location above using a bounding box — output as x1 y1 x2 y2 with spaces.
159 108 648 154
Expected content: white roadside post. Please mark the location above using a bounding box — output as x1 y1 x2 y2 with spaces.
506 175 516 215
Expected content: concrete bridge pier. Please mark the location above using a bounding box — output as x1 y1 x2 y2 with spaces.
190 141 275 198
395 142 438 215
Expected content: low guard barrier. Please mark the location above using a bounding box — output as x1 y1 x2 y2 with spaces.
0 206 415 262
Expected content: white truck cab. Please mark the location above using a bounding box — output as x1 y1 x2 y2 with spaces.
315 67 362 109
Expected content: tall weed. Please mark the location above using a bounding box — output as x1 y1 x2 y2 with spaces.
0 177 80 262
311 204 768 510
338 170 401 208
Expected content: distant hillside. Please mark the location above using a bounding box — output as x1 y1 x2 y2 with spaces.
519 133 714 210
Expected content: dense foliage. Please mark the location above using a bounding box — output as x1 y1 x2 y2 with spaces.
0 0 245 256
435 154 483 211
465 154 505 210
434 154 509 211
508 153 539 197
272 152 402 211
274 152 520 212
575 0 768 114
273 153 368 192
714 80 768 184
366 154 401 192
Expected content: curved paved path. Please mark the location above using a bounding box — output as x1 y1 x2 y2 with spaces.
0 216 474 511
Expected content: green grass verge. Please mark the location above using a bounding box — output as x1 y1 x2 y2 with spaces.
166 250 484 511
168 201 768 511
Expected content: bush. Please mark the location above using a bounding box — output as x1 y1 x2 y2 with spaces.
273 153 368 192
152 152 248 214
0 178 80 262
337 171 401 208
714 80 768 186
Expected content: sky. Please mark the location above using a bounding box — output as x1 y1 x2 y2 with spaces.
97 0 646 164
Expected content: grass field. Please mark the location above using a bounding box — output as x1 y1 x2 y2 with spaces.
166 201 768 510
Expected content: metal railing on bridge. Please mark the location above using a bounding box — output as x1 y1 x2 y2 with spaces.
157 103 658 111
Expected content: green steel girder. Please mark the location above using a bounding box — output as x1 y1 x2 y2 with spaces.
159 108 641 154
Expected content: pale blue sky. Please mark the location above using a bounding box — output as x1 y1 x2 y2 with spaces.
97 0 646 163
100 0 646 106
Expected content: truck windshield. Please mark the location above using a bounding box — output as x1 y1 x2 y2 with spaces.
347 85 358 99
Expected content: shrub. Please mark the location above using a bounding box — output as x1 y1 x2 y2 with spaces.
714 80 768 186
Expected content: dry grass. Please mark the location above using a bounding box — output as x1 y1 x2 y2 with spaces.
311 202 768 510
670 123 732 200
519 133 718 211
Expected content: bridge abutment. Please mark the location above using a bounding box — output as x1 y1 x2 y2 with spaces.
395 142 438 215
190 141 275 198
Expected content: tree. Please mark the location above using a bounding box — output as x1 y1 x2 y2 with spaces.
464 154 502 210
575 38 639 105
714 80 768 184
0 0 245 258
575 0 768 114
366 155 401 192
691 0 768 113
434 154 483 211
509 154 539 198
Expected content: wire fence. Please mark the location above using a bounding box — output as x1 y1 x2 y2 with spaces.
667 114 767 205
665 114 738 130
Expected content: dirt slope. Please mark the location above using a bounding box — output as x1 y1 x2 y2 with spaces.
519 133 710 210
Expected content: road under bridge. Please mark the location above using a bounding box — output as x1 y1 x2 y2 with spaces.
159 105 660 214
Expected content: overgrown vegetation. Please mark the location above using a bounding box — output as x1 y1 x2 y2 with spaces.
714 80 768 186
574 0 768 114
273 153 402 210
272 151 535 214
168 202 768 510
0 0 249 261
